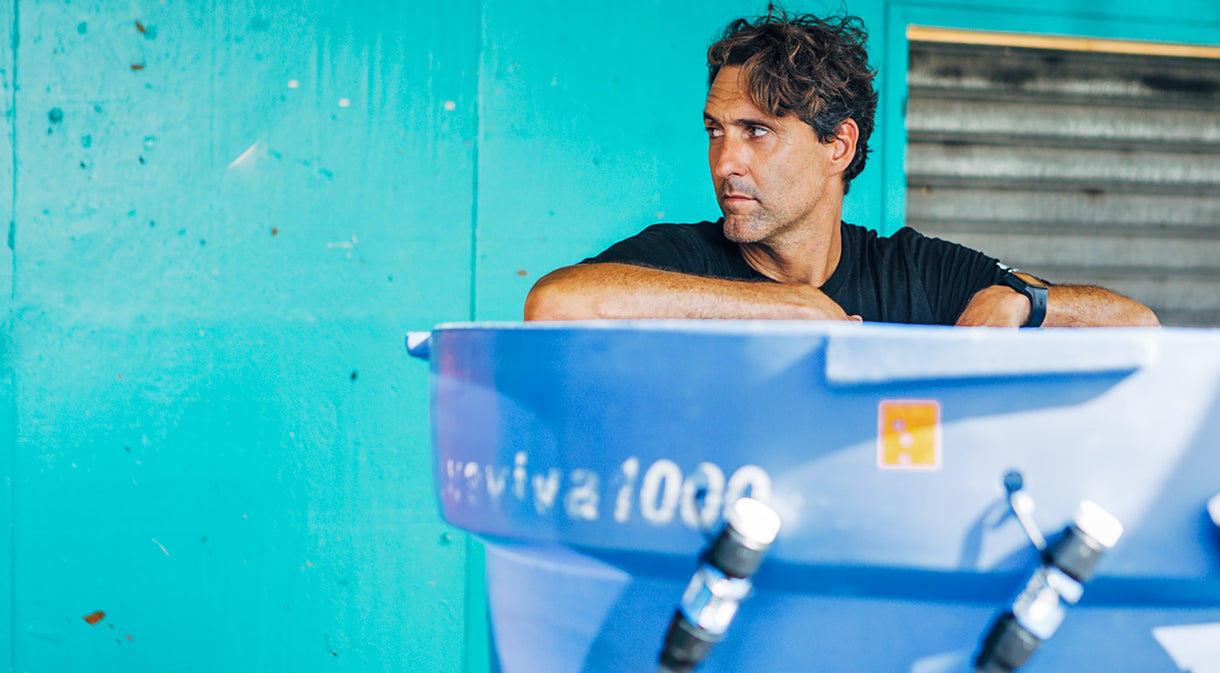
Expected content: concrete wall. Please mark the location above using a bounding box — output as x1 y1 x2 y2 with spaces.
1 0 1216 671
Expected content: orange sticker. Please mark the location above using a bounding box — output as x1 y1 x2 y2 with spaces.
878 400 941 469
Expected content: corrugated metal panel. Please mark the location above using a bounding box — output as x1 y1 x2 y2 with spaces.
906 39 1220 326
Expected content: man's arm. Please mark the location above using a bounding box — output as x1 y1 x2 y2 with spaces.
955 277 1160 327
523 263 857 321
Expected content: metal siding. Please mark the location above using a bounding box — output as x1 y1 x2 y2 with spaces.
907 40 1220 326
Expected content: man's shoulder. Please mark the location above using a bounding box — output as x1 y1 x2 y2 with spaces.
841 222 921 242
608 220 729 253
842 223 948 252
581 219 735 274
846 223 1003 272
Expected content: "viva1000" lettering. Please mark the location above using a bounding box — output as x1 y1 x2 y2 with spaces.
441 452 772 530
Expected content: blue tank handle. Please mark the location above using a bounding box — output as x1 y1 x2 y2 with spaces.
824 326 1155 385
406 331 432 361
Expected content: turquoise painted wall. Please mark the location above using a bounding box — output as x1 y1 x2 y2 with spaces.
2 0 482 671
1 1 1217 672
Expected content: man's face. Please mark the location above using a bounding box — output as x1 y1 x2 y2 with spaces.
703 66 841 245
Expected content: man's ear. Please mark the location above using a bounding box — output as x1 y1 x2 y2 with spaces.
828 119 859 176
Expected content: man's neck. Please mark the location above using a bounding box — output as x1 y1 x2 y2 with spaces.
738 214 844 287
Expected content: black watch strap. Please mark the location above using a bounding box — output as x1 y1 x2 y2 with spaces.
1002 271 1048 328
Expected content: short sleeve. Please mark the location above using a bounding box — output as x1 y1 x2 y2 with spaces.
895 228 1009 324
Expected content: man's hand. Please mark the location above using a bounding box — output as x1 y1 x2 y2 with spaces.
956 282 1160 327
524 263 857 321
955 285 1031 327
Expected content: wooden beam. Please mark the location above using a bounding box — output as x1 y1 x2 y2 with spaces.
907 25 1220 60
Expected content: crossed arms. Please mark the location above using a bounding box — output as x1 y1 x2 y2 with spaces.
523 263 1161 327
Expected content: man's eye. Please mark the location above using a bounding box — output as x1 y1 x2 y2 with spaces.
705 127 723 139
748 126 769 137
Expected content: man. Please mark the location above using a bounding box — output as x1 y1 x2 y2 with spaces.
523 11 1159 327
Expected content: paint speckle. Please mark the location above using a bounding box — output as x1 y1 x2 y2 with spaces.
271 227 278 236
124 446 131 453
443 100 456 111
516 269 528 277
79 161 87 170
149 221 155 228
151 539 169 556
338 98 351 108
199 239 206 247
131 63 145 71
287 79 300 89
48 108 64 124
135 20 146 33
143 136 156 151
350 370 358 382
439 533 453 546
83 611 105 625
77 22 87 34
138 156 146 165
80 134 92 148
94 104 102 113
200 536 208 543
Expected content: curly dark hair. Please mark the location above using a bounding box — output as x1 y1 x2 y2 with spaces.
707 7 878 192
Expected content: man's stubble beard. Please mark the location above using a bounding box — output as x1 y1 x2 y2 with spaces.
722 209 777 245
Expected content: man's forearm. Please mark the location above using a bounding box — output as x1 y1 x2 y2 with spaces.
1042 285 1160 327
956 283 1160 327
523 263 853 321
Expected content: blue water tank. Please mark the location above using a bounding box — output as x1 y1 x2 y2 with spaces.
411 321 1220 673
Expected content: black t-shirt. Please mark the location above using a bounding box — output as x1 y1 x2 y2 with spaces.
582 220 1008 325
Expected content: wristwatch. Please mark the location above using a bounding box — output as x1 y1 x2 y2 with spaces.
1002 271 1048 328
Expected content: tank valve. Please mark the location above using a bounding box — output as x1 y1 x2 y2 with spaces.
975 475 1123 673
658 497 780 673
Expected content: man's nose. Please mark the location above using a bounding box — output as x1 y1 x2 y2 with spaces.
712 137 748 179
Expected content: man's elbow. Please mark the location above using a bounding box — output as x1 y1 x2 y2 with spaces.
1108 293 1161 327
1132 305 1161 327
523 270 590 321
523 283 562 321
